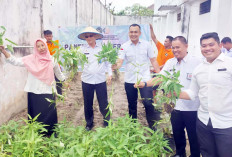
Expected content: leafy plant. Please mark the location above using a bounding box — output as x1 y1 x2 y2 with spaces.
95 41 119 119
95 41 118 65
131 62 145 101
52 41 88 80
0 115 172 156
153 69 183 108
152 68 183 137
0 26 17 53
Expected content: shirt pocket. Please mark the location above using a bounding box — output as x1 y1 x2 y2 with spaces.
126 54 135 63
212 70 232 86
137 50 148 63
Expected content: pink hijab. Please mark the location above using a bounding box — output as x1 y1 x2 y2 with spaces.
22 38 55 85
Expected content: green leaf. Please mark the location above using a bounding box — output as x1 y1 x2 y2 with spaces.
5 38 17 45
6 45 14 53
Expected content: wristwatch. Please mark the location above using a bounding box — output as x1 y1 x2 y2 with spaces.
144 82 147 87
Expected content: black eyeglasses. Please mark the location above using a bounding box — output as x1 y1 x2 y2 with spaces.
85 35 94 38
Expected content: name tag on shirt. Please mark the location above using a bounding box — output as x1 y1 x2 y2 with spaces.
218 68 227 71
169 69 176 72
186 73 192 80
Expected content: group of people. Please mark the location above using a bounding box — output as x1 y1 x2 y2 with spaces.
0 23 232 157
136 26 232 157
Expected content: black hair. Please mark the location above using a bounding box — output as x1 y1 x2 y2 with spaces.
200 32 220 44
44 30 53 35
221 37 232 44
172 36 187 44
129 24 141 30
166 36 174 42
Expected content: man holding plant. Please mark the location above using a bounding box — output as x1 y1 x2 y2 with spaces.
135 36 201 157
112 23 161 130
178 32 232 157
78 26 112 131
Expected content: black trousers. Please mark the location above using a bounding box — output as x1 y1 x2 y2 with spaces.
196 118 232 157
171 110 200 157
55 76 63 95
124 83 160 129
28 92 58 136
82 81 110 127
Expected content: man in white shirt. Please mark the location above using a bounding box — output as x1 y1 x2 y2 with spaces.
112 24 161 130
78 26 112 131
135 36 201 157
221 37 232 57
179 32 232 157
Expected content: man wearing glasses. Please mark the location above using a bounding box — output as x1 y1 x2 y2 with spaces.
78 26 112 131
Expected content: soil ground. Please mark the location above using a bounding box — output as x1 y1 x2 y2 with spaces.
9 72 190 156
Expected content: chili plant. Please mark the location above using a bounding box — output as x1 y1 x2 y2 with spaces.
0 26 17 53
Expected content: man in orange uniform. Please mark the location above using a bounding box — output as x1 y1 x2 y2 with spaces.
149 24 174 69
44 30 59 55
44 30 62 95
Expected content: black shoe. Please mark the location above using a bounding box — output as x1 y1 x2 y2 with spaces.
85 125 93 131
171 153 186 157
103 120 109 127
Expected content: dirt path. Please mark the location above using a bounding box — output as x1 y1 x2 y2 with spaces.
10 72 147 128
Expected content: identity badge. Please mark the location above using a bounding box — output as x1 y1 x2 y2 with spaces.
187 73 192 80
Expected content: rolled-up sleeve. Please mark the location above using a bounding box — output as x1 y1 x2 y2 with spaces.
184 74 199 100
147 43 155 58
118 46 125 60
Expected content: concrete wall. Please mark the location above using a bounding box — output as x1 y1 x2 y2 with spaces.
0 0 113 125
153 0 232 56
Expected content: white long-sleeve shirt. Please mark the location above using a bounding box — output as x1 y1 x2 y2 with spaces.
6 55 65 94
185 53 232 129
80 44 112 84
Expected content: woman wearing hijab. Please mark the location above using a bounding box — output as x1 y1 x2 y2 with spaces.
0 38 65 136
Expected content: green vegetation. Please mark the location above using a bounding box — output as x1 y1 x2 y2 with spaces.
0 26 17 53
152 69 183 137
52 42 88 80
115 4 154 16
0 115 171 156
153 69 183 108
95 41 118 65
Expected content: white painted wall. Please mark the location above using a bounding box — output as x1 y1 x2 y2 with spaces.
153 0 232 56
